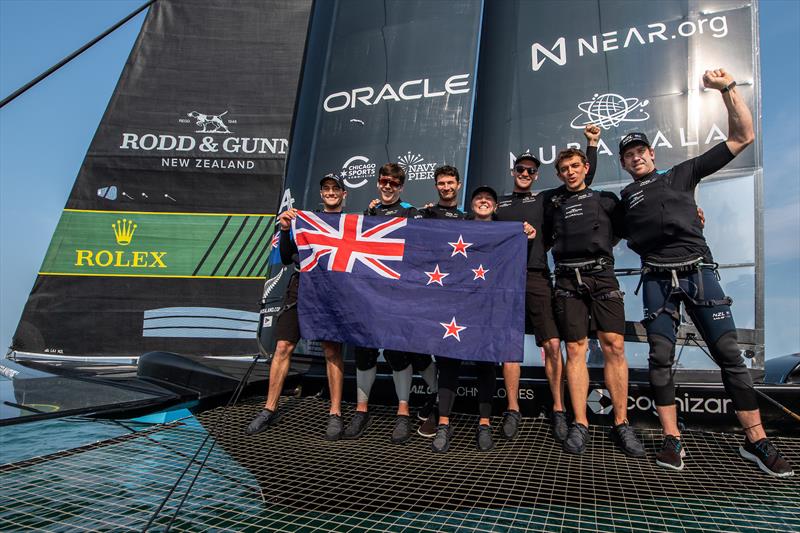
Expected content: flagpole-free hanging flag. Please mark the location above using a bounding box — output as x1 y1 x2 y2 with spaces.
292 212 526 363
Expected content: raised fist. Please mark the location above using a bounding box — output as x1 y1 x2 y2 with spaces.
584 123 601 144
702 68 735 91
278 208 298 230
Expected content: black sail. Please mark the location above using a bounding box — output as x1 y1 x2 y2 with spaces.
12 0 312 358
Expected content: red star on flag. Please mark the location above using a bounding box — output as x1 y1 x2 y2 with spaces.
425 264 449 286
448 234 472 257
440 316 466 341
472 264 489 280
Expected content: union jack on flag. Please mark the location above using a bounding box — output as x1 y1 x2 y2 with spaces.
293 211 406 279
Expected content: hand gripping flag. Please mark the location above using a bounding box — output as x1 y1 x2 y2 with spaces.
292 211 526 363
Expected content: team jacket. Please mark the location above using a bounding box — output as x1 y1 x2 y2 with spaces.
365 199 423 219
419 204 466 219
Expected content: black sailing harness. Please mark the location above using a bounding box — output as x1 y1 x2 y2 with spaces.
553 257 624 301
633 256 732 323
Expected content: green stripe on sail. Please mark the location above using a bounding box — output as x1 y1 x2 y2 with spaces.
39 211 276 278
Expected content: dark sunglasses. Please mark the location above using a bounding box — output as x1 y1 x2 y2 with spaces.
514 165 538 175
378 177 402 188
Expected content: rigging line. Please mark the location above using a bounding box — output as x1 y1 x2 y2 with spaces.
140 353 261 532
0 0 157 109
162 355 262 532
685 335 800 424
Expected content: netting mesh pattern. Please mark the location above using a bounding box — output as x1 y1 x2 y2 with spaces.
1 396 798 532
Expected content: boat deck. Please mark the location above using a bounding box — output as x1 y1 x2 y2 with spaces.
1 396 798 531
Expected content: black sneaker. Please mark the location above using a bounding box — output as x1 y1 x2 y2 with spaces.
431 424 453 453
655 435 685 471
246 409 280 435
391 415 412 444
324 414 343 441
342 411 370 440
501 410 521 440
418 409 438 438
563 423 590 454
550 410 569 443
476 424 495 452
418 393 437 421
739 437 795 478
610 422 646 457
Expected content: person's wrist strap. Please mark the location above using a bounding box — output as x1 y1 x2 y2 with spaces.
720 80 737 94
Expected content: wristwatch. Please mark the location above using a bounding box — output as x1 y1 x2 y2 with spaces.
720 80 737 94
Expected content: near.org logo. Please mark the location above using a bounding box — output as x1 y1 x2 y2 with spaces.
75 219 167 269
531 15 730 71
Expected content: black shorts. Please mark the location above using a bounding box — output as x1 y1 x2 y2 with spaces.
553 268 625 342
274 273 300 343
525 269 560 346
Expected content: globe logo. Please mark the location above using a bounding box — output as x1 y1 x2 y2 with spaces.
570 93 650 130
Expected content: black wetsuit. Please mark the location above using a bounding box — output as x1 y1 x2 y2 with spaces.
356 199 430 373
272 227 301 343
545 187 626 340
620 142 756 410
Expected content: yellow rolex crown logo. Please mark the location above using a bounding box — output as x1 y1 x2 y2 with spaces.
112 219 137 246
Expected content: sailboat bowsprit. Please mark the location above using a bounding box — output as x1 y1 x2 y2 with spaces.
2 0 799 530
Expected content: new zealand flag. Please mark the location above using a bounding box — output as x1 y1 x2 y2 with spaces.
292 211 526 362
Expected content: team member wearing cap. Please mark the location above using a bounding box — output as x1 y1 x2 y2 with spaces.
493 125 600 442
618 68 792 476
342 163 439 444
544 148 645 457
246 174 348 440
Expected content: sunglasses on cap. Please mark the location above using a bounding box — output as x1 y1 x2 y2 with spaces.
378 176 402 188
514 165 538 175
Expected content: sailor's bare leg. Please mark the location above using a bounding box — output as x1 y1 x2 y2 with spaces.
565 338 589 426
503 362 521 412
322 341 343 416
265 340 295 411
542 338 565 411
598 331 629 426
737 409 767 442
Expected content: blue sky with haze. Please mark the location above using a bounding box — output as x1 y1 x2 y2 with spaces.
1 0 798 357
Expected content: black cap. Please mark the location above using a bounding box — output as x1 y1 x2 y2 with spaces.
320 173 345 190
513 152 541 168
471 185 498 203
618 132 651 154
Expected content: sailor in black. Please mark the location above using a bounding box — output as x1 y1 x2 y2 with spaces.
342 163 437 444
419 165 467 220
247 174 347 441
619 68 792 476
494 124 600 442
545 148 645 457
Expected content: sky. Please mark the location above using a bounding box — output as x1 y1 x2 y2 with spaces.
1 0 799 359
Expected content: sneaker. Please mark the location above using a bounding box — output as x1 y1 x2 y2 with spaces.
550 410 569 443
245 408 280 435
324 414 343 441
739 437 795 478
563 423 590 455
342 411 370 440
391 415 412 444
501 410 521 440
418 409 438 438
655 435 685 471
476 424 495 452
431 424 453 453
418 393 437 421
610 422 646 457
